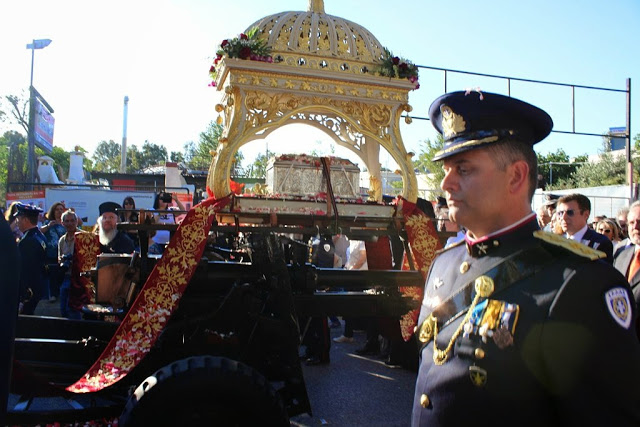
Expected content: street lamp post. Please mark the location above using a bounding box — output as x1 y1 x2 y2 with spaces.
26 38 52 187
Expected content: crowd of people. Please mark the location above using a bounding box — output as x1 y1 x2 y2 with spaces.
5 91 640 425
3 192 185 318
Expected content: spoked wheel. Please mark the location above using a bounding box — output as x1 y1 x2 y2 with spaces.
119 356 289 427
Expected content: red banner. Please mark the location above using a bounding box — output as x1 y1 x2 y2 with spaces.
397 197 443 341
67 196 230 393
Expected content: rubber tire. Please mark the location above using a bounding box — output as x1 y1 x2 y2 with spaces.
119 356 289 427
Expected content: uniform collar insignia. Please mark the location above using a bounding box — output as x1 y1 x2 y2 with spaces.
466 239 499 258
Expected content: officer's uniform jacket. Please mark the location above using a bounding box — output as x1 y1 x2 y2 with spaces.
412 214 640 426
17 227 47 305
614 244 640 306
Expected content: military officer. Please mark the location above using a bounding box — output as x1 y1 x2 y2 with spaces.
97 202 135 254
13 203 47 315
412 90 640 426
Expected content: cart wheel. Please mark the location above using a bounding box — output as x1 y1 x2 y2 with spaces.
119 356 289 427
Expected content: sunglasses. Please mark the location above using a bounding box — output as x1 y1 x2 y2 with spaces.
556 209 578 217
597 228 612 234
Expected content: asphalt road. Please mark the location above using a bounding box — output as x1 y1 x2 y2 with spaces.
290 325 417 427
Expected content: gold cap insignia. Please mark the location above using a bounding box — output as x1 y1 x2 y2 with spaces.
440 105 466 139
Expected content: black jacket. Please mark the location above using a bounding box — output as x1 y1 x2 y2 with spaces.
412 216 640 426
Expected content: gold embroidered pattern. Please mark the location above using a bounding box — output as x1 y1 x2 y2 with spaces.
533 230 606 260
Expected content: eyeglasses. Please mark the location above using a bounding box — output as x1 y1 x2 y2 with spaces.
556 209 577 217
598 228 612 234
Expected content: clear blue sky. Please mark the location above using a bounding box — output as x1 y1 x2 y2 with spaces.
1 0 638 169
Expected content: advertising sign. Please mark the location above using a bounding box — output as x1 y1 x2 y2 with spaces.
6 190 47 211
34 98 54 153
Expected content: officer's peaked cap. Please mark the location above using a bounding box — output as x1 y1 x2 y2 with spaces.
13 202 42 218
429 90 553 161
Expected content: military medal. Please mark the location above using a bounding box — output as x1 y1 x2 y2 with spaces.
492 326 514 349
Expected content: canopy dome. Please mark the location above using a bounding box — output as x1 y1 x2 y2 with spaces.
246 0 385 65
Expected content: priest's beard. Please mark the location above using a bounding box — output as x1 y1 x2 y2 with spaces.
99 228 118 246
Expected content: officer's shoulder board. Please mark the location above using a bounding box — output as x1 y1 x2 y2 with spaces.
434 238 465 255
533 230 606 261
34 231 47 251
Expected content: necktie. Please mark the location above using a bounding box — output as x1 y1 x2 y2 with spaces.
628 249 640 281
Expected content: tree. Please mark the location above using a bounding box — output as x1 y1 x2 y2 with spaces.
536 149 588 189
90 140 168 173
1 92 29 134
140 140 168 169
49 146 71 181
553 152 629 189
414 134 445 193
245 150 275 178
189 122 243 173
92 140 122 173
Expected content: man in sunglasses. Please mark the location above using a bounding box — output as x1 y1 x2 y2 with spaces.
556 193 613 263
412 90 640 426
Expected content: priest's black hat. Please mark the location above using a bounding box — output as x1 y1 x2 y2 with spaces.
99 201 121 216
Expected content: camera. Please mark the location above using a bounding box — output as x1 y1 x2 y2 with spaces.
59 254 73 271
160 192 172 203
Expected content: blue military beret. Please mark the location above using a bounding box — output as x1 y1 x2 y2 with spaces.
429 90 553 161
13 202 43 217
99 201 121 216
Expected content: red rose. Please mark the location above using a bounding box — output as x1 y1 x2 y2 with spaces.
240 33 248 40
399 62 408 71
209 65 215 72
392 56 400 65
239 47 252 59
221 39 229 48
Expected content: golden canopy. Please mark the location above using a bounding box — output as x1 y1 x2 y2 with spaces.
208 0 419 202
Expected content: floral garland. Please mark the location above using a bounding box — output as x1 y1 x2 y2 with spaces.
375 47 420 89
209 27 272 86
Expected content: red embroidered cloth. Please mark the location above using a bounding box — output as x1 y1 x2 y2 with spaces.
70 232 100 311
67 196 230 393
397 197 442 341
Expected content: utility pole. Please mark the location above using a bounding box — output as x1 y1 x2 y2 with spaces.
120 96 129 173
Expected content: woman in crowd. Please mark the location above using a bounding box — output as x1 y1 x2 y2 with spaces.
41 202 67 301
151 192 185 253
596 218 622 245
120 196 140 248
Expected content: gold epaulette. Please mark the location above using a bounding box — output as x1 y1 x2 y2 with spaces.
434 238 465 255
533 230 606 261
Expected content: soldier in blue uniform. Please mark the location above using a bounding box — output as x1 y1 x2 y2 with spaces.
13 203 47 315
411 91 640 426
97 201 135 254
